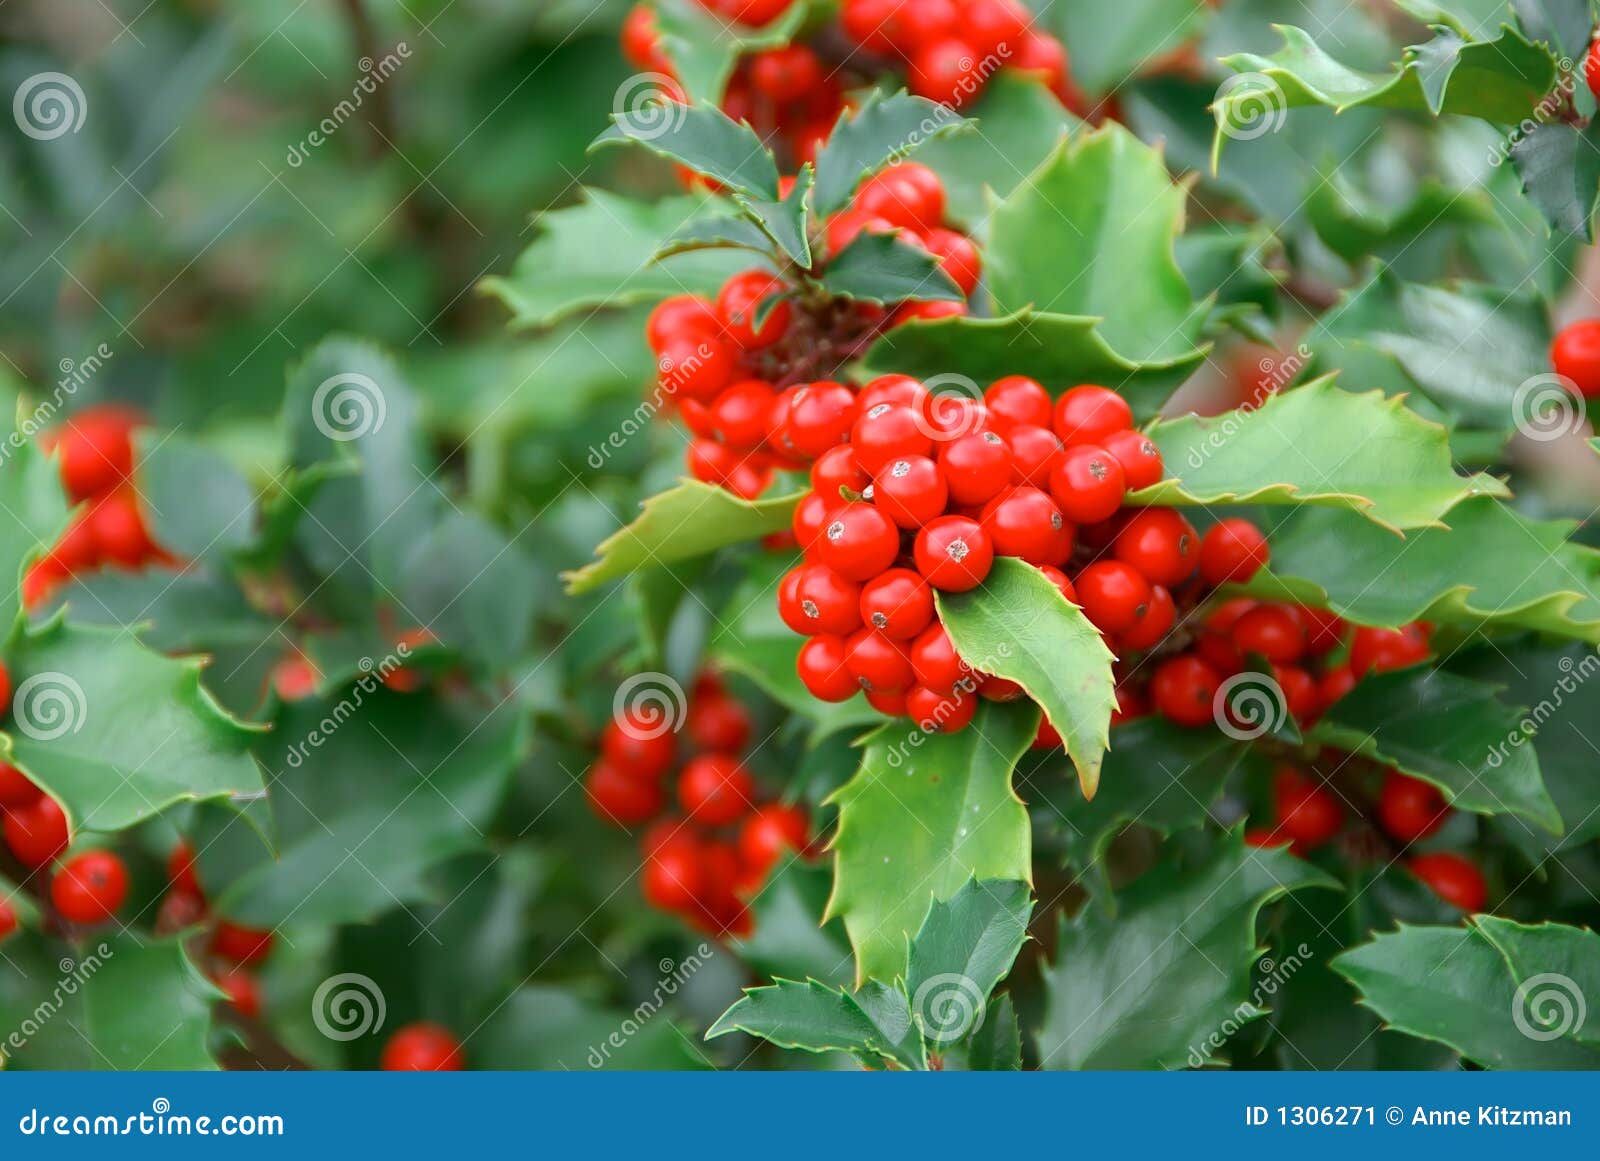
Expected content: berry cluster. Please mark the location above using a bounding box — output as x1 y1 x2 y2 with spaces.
838 0 1082 111
25 405 170 609
585 673 813 937
160 840 278 1022
780 376 1169 731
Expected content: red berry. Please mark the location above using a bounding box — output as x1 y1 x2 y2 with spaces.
1049 444 1126 524
810 445 870 501
786 381 859 459
977 674 1024 702
1349 625 1430 676
46 405 143 502
840 0 900 49
914 515 993 591
921 394 988 441
797 635 858 701
858 375 929 413
1036 564 1076 603
1273 664 1319 722
859 568 935 639
0 761 40 809
621 4 666 71
1032 715 1063 750
0 897 16 943
53 513 100 574
938 431 1013 506
792 491 830 555
1053 385 1132 446
845 629 916 695
856 162 947 232
690 841 752 937
687 692 752 753
719 0 794 26
381 1023 465 1071
1231 604 1306 663
167 840 203 897
1410 852 1486 912
864 688 908 715
852 403 933 474
678 754 755 825
212 919 275 966
1074 561 1153 634
647 295 718 348
718 270 791 350
910 37 984 106
1006 424 1065 487
910 622 971 692
214 969 262 1020
1118 584 1176 651
984 376 1052 432
1586 41 1600 102
587 759 665 825
88 487 155 567
1299 606 1347 655
711 380 778 450
1378 771 1450 843
3 795 69 868
872 454 948 529
1553 318 1600 397
920 228 981 296
1273 768 1345 849
966 0 1029 55
816 503 901 582
1150 655 1223 728
893 300 966 324
738 804 810 884
779 563 863 637
1318 664 1357 709
749 44 824 103
657 333 736 402
600 711 677 780
1100 429 1164 490
51 851 129 925
1244 827 1286 849
980 486 1072 565
1198 518 1269 586
1113 508 1198 586
905 684 977 732
643 831 703 910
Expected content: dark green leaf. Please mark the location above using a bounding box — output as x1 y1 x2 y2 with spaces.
965 992 1022 1070
707 977 926 1069
473 985 709 1070
593 102 780 201
0 432 70 639
813 91 971 214
136 434 256 560
737 164 813 267
653 0 809 103
818 230 964 304
907 879 1032 1045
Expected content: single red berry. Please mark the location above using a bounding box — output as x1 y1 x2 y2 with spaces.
791 491 831 556
845 629 916 695
1555 317 1600 394
864 688 908 715
167 840 203 897
1013 33 1071 95
1150 654 1223 728
797 635 858 702
53 513 100 574
859 568 935 639
810 445 870 501
910 623 971 692
1585 41 1600 102
977 674 1025 702
1049 444 1126 524
642 832 703 911
1231 604 1306 663
45 405 143 502
51 850 130 926
786 381 859 459
1036 564 1076 603
678 754 755 825
1006 424 1064 487
1032 715 1063 750
909 37 984 106
1118 584 1176 652
646 295 718 348
920 228 981 296
689 840 752 937
856 162 947 232
214 969 262 1020
0 897 16 943
599 711 677 780
1053 385 1132 446
895 0 959 45
893 300 966 325
1113 508 1198 587
825 209 898 256
738 804 810 884
749 44 824 103
687 692 752 753
980 486 1072 566
914 515 993 591
1074 561 1153 634
984 376 1052 432
1273 768 1345 850
905 684 977 732
381 1023 465 1071
587 759 665 825
212 919 275 966
840 0 900 50
0 760 40 809
711 380 778 450
1100 429 1164 490
1273 664 1319 722
872 455 948 529
858 375 929 413
657 333 736 402
3 795 69 868
1349 625 1430 676
1194 598 1254 672
779 563 863 637
621 3 666 71
1318 664 1357 709
966 0 1029 55
271 653 319 702
1298 606 1347 655
88 487 155 567
816 503 901 582
938 431 1014 506
1410 852 1487 912
718 270 791 349
921 394 989 441
1198 518 1269 586
853 403 934 474
1378 771 1451 843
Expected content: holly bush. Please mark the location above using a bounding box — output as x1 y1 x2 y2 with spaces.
3 0 1600 1074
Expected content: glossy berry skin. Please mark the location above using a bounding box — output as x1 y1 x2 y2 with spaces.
1049 444 1126 524
657 333 735 403
980 487 1072 566
779 563 863 637
910 623 971 692
1053 385 1132 446
587 760 665 825
1318 664 1357 709
856 162 946 232
1349 625 1430 677
646 295 718 347
1301 607 1348 655
89 488 154 567
810 445 870 501
1036 565 1076 603
600 712 677 781
905 684 976 732
711 380 778 450
1100 429 1164 491
51 850 129 926
797 635 858 702
791 491 830 555
845 629 916 695
678 754 755 825
914 516 993 592
749 44 824 102
1411 852 1487 912
840 0 899 50
967 0 1029 54
1198 519 1269 586
921 228 981 296
1113 508 1198 587
47 405 142 502
1273 769 1345 850
786 381 859 459
937 431 1013 506
687 691 752 753
1231 604 1306 663
1272 664 1319 723
1378 771 1450 843
642 833 702 911
1117 584 1176 651
909 37 983 106
0 760 40 809
1007 424 1064 487
738 804 810 884
1586 41 1600 102
852 403 933 474
211 920 275 967
1150 655 1223 728
718 270 791 349
816 503 901 582
3 795 69 868
1074 561 1153 634
381 1023 465 1071
983 377 1052 433
872 455 948 529
1554 317 1600 397
167 840 203 897
859 569 935 639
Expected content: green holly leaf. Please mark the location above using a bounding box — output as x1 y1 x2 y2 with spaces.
1333 918 1600 1068
215 691 527 926
965 992 1023 1070
0 620 264 834
819 230 964 304
987 125 1208 367
906 879 1032 1043
652 0 810 103
860 310 1207 419
1510 120 1600 239
936 557 1116 796
1506 0 1594 62
398 510 539 672
0 431 70 640
1132 379 1509 531
1042 0 1211 96
1036 839 1338 1069
827 700 1037 984
1241 499 1600 641
593 101 781 201
1212 24 1559 164
482 193 748 329
812 91 972 215
0 935 219 1070
136 434 256 561
1309 667 1562 834
1307 167 1497 263
707 977 927 1069
565 482 802 595
737 163 813 267
473 985 709 1070
656 212 779 259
